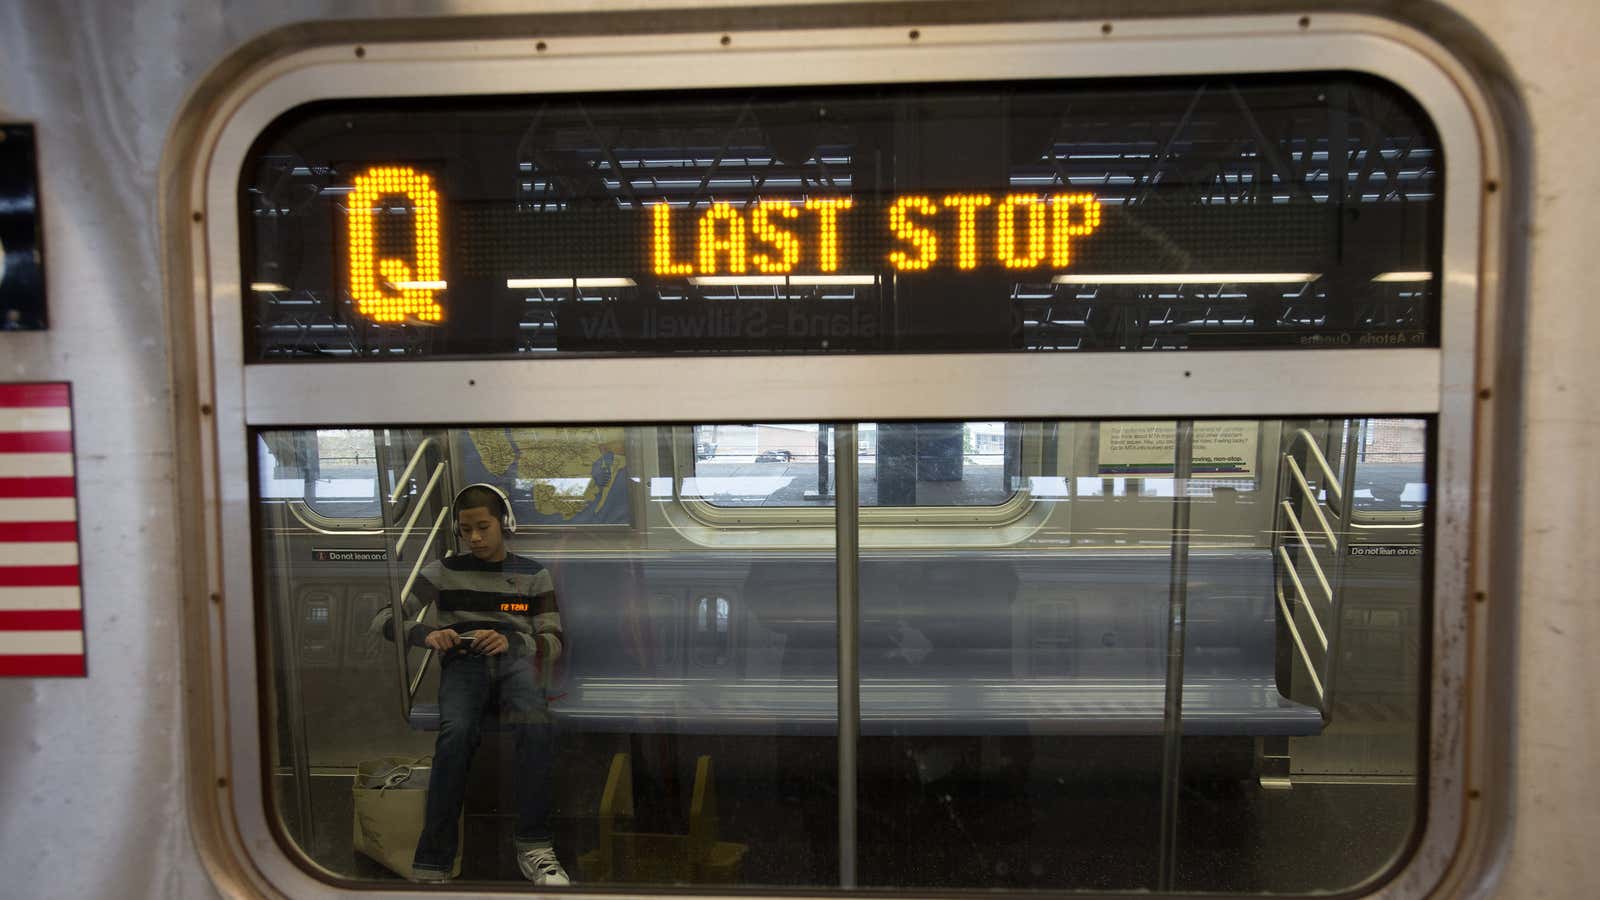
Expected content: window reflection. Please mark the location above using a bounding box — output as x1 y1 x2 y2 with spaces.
257 429 381 518
691 422 1019 508
255 418 1426 893
1353 419 1428 513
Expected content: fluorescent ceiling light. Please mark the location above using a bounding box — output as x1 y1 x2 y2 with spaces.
1372 271 1434 282
690 275 786 286
797 275 877 285
1052 273 1320 285
506 277 637 289
249 282 291 292
688 274 877 286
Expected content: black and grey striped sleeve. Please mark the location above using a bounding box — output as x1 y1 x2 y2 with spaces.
369 561 443 647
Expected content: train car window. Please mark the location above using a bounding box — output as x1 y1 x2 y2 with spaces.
257 430 382 521
252 416 1429 892
1351 419 1428 514
239 75 1442 361
690 422 1020 508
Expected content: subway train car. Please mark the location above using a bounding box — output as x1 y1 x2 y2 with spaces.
0 0 1591 897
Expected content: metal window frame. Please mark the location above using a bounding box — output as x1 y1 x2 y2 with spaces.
168 12 1509 899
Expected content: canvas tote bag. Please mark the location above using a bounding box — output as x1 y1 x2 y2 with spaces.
352 756 462 878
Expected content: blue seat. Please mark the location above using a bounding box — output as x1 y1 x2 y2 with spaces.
543 674 1321 736
406 549 1323 738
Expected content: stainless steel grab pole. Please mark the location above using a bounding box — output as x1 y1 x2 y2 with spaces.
1157 419 1194 891
834 423 860 889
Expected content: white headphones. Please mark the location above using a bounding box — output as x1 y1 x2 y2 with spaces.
453 482 517 535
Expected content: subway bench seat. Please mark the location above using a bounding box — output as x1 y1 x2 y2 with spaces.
406 550 1323 737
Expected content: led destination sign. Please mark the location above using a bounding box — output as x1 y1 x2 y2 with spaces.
647 192 1101 277
243 77 1444 358
344 166 1105 323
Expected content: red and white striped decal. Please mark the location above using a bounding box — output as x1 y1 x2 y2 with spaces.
0 383 84 677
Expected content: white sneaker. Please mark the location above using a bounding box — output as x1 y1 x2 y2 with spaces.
516 843 571 886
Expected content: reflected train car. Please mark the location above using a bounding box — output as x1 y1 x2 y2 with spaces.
257 417 1424 886
0 2 1586 899
259 419 1419 743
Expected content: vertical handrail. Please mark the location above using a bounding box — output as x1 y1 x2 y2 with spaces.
270 505 317 849
1275 581 1327 704
1157 420 1194 892
1321 422 1364 715
1273 420 1360 722
834 423 860 890
383 435 454 724
1279 501 1335 603
388 437 435 504
1276 545 1331 651
396 462 446 554
1284 455 1338 552
1292 428 1344 505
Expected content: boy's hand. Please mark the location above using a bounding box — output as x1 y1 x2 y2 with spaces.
470 630 509 656
424 629 463 652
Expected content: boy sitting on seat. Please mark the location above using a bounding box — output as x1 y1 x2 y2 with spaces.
372 483 569 885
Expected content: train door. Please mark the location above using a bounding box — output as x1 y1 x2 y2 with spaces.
174 12 1501 900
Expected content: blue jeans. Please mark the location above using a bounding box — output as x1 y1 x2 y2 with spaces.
413 651 554 875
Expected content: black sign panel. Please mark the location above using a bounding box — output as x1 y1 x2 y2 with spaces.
312 548 389 562
1348 544 1422 558
0 124 45 331
242 76 1443 360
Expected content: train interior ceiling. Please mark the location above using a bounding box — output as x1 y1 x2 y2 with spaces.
259 417 1426 891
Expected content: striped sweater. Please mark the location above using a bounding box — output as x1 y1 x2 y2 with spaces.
371 552 563 682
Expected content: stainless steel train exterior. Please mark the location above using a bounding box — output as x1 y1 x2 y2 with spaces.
0 0 1592 897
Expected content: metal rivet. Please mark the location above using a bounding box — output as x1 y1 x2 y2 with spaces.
210 592 221 605
1486 179 1499 193
354 46 366 59
1474 591 1487 603
1299 16 1311 29
191 211 203 223
908 29 920 40
720 34 731 46
217 777 228 789
1469 789 1481 800
1478 387 1492 400
536 41 547 52
200 404 213 416
1100 22 1113 35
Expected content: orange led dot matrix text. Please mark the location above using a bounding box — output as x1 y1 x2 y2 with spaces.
941 194 994 270
803 197 853 272
645 192 1099 277
887 196 939 271
345 166 444 323
652 203 695 275
698 202 748 274
997 194 1049 269
1051 192 1102 267
750 201 800 273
